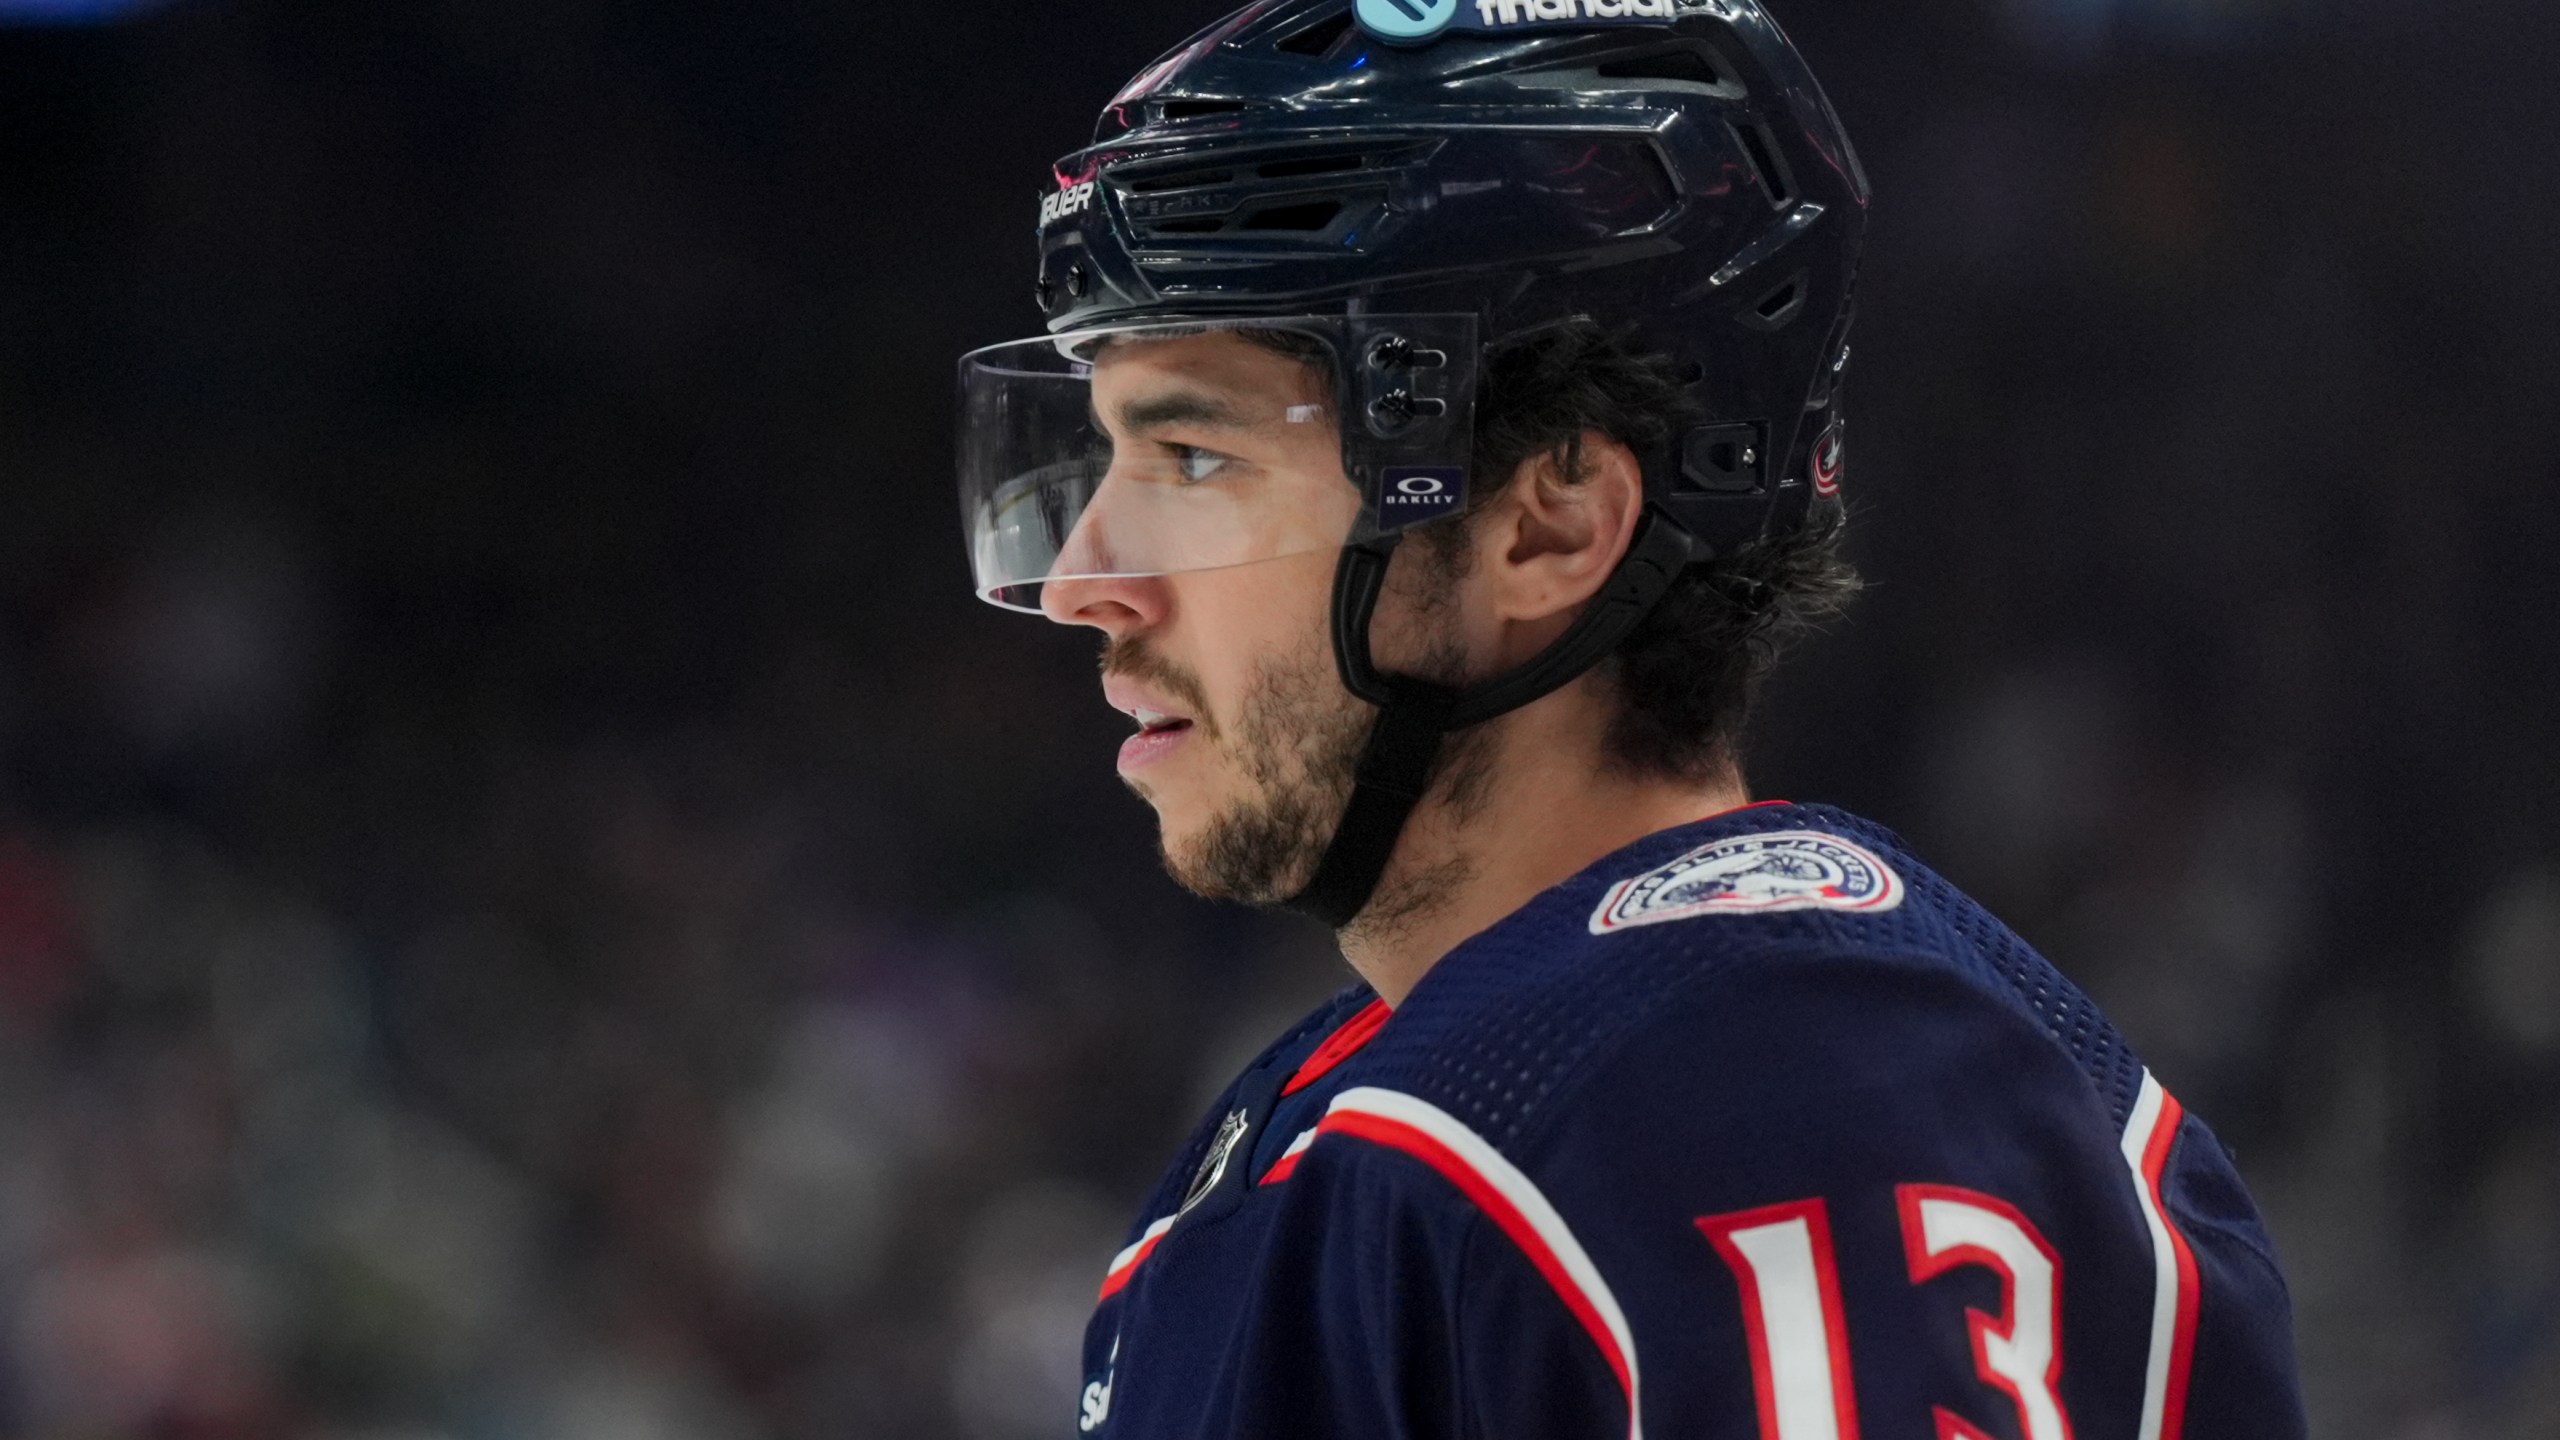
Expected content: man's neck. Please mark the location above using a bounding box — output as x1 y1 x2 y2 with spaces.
1335 681 1746 1006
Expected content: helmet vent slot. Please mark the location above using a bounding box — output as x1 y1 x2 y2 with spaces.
1121 168 1237 195
1130 197 1355 240
1272 10 1357 56
1239 200 1345 232
1731 122 1794 208
1113 140 1432 197
1156 99 1253 124
1595 47 1731 89
1257 151 1368 180
1752 275 1804 325
1109 139 1431 249
1510 41 1745 100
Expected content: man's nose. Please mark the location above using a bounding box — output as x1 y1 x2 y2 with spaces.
1039 508 1171 634
1037 468 1179 632
1039 567 1171 635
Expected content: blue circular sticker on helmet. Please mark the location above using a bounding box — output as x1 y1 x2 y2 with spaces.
1355 0 1460 45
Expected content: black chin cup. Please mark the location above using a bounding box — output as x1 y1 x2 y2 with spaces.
1282 509 1702 929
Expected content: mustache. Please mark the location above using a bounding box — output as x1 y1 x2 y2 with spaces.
1100 636 1219 741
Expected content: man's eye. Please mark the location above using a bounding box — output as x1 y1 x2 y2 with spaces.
1171 446 1233 485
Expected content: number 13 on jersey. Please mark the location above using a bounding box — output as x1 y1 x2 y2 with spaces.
1697 1187 2073 1440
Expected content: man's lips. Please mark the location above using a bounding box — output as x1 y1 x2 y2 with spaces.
1102 675 1196 733
1102 674 1197 770
1117 722 1193 771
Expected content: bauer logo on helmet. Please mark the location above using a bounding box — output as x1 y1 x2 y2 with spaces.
1041 181 1099 230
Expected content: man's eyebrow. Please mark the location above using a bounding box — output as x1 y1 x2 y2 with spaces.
1105 389 1254 434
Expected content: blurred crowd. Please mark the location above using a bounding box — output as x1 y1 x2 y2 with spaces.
1 0 2555 1436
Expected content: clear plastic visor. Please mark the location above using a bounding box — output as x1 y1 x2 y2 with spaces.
958 315 1478 611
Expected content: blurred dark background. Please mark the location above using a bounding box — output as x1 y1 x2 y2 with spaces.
1 0 2555 1435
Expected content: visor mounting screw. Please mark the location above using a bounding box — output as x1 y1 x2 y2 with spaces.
1367 388 1445 434
1742 447 1758 465
1066 264 1090 299
1368 335 1412 370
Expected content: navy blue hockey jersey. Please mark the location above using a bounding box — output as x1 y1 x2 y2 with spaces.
1077 802 2304 1439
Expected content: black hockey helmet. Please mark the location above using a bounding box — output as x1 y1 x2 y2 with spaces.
958 0 1867 925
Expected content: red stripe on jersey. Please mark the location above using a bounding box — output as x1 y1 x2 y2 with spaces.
1318 1107 1638 1414
1097 1216 1175 1301
1260 1128 1317 1186
2139 1089 2202 1440
1281 998 1392 1097
1706 798 1792 819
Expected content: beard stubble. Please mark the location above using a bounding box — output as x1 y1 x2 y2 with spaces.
1101 615 1491 921
1104 631 1370 905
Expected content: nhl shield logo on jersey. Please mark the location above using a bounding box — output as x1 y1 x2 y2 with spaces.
1179 1108 1251 1214
1589 829 1906 933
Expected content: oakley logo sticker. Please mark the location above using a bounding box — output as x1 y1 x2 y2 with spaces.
1378 467 1466 528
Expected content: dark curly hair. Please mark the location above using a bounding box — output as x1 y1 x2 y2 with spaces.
1432 318 1860 784
1242 319 1857 782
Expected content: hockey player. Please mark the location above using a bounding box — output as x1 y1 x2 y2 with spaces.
952 1 2307 1435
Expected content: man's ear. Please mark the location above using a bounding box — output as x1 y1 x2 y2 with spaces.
1478 430 1646 630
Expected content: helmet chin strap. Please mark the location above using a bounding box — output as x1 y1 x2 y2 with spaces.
1281 510 1702 929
